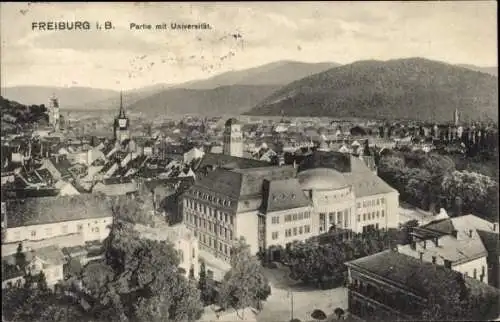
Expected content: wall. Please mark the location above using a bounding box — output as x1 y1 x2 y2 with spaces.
453 256 488 283
5 216 113 244
265 206 314 248
236 210 259 256
355 191 399 233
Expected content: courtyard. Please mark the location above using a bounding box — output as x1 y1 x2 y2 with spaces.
258 263 348 322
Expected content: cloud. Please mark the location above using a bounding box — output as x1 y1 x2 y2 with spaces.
0 2 497 90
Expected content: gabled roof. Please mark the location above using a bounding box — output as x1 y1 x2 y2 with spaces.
346 250 467 299
194 153 270 172
35 168 55 183
5 194 115 228
48 156 73 177
261 178 310 213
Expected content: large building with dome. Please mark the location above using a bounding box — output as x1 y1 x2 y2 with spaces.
181 148 399 277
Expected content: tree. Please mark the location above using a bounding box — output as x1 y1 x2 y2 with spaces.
83 225 203 322
219 237 271 312
15 242 27 272
198 261 214 305
334 307 345 319
37 271 48 291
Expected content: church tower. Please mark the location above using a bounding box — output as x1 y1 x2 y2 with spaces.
114 92 130 143
48 94 60 132
223 118 243 157
453 108 460 126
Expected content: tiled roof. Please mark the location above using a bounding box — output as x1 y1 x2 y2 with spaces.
344 171 396 197
35 168 55 183
5 194 115 228
194 153 270 172
93 181 137 196
142 177 195 192
261 178 310 213
346 250 467 298
49 156 73 178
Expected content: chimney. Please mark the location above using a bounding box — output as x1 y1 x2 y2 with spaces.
468 229 473 238
451 229 458 238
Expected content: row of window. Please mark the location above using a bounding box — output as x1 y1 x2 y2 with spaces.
358 210 385 222
185 200 234 225
322 188 352 200
283 212 311 223
12 220 107 241
283 225 311 238
198 233 231 256
186 214 234 240
357 198 385 209
189 192 232 208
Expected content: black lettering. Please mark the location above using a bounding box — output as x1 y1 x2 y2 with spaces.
130 23 136 30
31 22 37 30
105 21 113 29
83 21 90 30
39 22 46 30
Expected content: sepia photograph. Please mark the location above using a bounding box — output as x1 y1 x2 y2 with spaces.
0 1 498 321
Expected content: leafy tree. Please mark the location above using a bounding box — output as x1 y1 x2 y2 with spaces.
81 224 203 322
198 261 214 305
15 242 27 272
37 271 48 291
219 237 271 312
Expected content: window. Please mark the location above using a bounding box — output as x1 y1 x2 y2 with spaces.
293 228 297 236
229 231 233 240
381 198 385 204
224 244 228 255
377 199 380 205
31 230 37 237
219 242 223 252
299 213 303 220
432 256 436 264
203 234 206 244
357 215 360 222
376 211 380 218
285 229 291 237
363 214 366 221
337 212 342 225
225 213 228 222
305 225 310 233
292 214 297 221
299 226 303 234
272 232 279 240
92 227 100 233
272 216 280 224
381 210 385 217
45 228 52 237
230 215 234 225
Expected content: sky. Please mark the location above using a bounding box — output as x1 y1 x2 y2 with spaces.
1 1 497 90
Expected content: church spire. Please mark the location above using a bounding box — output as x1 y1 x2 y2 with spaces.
119 91 126 118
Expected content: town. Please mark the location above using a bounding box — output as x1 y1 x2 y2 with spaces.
1 2 498 322
1 89 498 321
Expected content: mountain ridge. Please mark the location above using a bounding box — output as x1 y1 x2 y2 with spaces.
245 57 498 122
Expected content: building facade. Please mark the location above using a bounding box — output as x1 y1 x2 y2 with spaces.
3 195 115 245
222 118 243 158
182 151 400 269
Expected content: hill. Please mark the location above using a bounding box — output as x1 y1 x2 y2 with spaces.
1 96 48 134
178 60 339 89
128 85 282 116
246 58 498 122
457 64 497 77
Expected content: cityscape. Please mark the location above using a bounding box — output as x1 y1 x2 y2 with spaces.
1 2 499 322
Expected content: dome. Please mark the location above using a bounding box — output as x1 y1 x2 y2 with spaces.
225 118 240 127
297 168 348 191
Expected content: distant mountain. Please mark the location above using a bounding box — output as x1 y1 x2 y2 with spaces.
0 84 172 111
178 61 340 89
457 64 497 77
246 58 498 122
128 85 282 116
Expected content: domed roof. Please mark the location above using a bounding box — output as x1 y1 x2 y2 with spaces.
297 168 348 191
225 118 240 126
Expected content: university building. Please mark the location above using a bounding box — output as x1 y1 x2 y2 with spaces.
181 120 400 278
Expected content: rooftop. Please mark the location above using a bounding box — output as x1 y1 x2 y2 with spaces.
5 194 116 228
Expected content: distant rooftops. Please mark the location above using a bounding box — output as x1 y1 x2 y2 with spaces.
225 118 240 127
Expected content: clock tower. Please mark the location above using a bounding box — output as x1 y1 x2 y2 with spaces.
114 91 130 143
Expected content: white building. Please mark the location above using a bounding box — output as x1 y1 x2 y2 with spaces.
184 147 205 165
398 214 499 286
181 151 399 269
223 118 243 158
3 194 115 245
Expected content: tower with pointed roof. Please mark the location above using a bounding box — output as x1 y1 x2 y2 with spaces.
453 108 460 126
48 94 60 132
223 118 243 157
113 92 130 143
